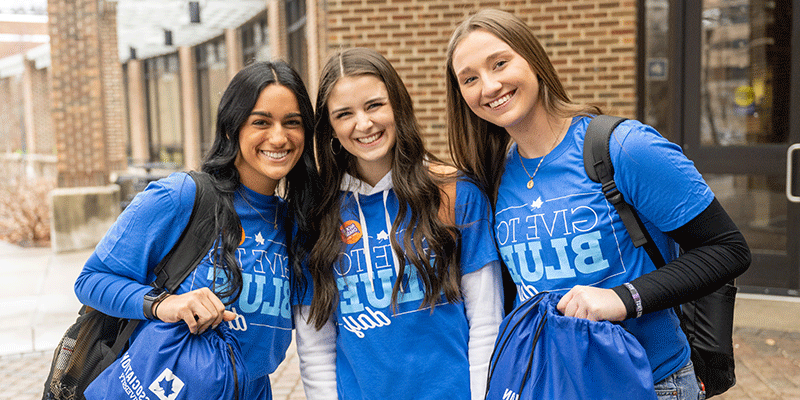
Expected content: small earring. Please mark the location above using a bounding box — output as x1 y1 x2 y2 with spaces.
330 137 342 156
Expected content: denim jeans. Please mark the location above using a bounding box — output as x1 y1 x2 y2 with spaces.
654 360 706 400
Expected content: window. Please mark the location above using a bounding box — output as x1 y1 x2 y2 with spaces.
196 37 228 157
285 0 307 81
242 12 270 65
144 53 183 167
642 0 671 140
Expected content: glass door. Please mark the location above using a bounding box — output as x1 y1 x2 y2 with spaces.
676 0 799 294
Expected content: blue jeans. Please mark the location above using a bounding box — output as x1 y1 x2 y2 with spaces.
655 361 706 400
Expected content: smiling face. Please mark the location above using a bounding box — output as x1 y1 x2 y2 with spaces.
326 74 397 185
234 84 305 195
451 29 544 136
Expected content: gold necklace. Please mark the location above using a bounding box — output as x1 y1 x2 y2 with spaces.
239 189 279 229
519 125 563 190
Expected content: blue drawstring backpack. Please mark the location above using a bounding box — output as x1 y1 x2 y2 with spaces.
84 321 249 400
485 292 657 400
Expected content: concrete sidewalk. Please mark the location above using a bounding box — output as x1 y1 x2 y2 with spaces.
0 241 798 399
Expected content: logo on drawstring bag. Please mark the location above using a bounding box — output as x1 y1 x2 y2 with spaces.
340 220 363 244
149 368 185 400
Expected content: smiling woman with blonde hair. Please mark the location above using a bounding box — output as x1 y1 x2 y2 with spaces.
445 9 751 400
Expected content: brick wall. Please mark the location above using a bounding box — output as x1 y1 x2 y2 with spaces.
31 67 53 155
98 2 127 173
0 76 23 153
47 0 126 187
317 0 637 159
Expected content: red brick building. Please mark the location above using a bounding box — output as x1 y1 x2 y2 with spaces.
1 0 798 292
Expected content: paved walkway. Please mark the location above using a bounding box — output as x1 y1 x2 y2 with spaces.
0 242 798 399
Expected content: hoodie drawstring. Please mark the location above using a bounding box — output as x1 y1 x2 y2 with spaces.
353 193 375 293
353 191 405 294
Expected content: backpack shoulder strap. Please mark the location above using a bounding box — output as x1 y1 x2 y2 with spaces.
106 171 220 367
583 115 666 267
152 170 220 291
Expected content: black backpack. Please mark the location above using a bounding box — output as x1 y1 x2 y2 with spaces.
583 115 737 398
42 171 220 400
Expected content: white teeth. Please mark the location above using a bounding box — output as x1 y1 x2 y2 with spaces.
357 132 381 144
261 150 289 159
489 93 512 109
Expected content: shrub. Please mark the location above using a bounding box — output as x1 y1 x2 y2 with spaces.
0 177 54 247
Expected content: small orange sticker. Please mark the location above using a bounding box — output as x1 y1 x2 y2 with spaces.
340 220 363 244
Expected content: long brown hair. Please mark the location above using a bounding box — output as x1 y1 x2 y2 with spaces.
307 47 461 329
445 9 601 205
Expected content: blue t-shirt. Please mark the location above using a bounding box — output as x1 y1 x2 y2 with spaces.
495 116 714 383
74 173 294 390
305 176 499 400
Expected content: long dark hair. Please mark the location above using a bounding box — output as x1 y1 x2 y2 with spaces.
445 9 600 205
201 60 320 305
307 48 460 329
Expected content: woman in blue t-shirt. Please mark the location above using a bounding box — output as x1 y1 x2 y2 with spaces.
74 61 320 399
294 47 503 400
444 9 751 400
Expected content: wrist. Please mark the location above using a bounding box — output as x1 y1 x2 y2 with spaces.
153 294 170 320
611 284 638 319
623 282 643 318
143 287 169 320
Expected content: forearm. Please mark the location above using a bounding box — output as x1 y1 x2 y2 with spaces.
294 305 338 400
612 198 751 318
462 261 504 400
74 252 151 319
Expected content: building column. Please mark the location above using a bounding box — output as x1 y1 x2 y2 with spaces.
21 58 39 178
127 58 149 165
305 0 319 96
21 58 37 155
47 0 125 252
225 28 243 78
268 0 285 60
47 0 126 187
179 46 201 170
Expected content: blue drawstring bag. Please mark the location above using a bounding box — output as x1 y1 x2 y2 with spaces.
84 321 249 400
485 292 657 400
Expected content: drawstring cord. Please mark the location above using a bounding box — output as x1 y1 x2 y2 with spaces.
353 191 405 294
353 193 375 293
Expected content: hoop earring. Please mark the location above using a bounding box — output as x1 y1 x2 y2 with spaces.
330 138 342 156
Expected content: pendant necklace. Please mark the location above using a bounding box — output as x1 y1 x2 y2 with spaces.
239 189 279 229
519 124 564 190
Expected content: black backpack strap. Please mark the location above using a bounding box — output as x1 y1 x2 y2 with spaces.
106 171 220 368
583 115 666 268
153 171 220 291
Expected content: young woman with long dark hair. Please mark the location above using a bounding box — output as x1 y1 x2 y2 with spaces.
75 60 319 399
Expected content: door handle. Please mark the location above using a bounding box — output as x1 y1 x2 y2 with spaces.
787 144 800 202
